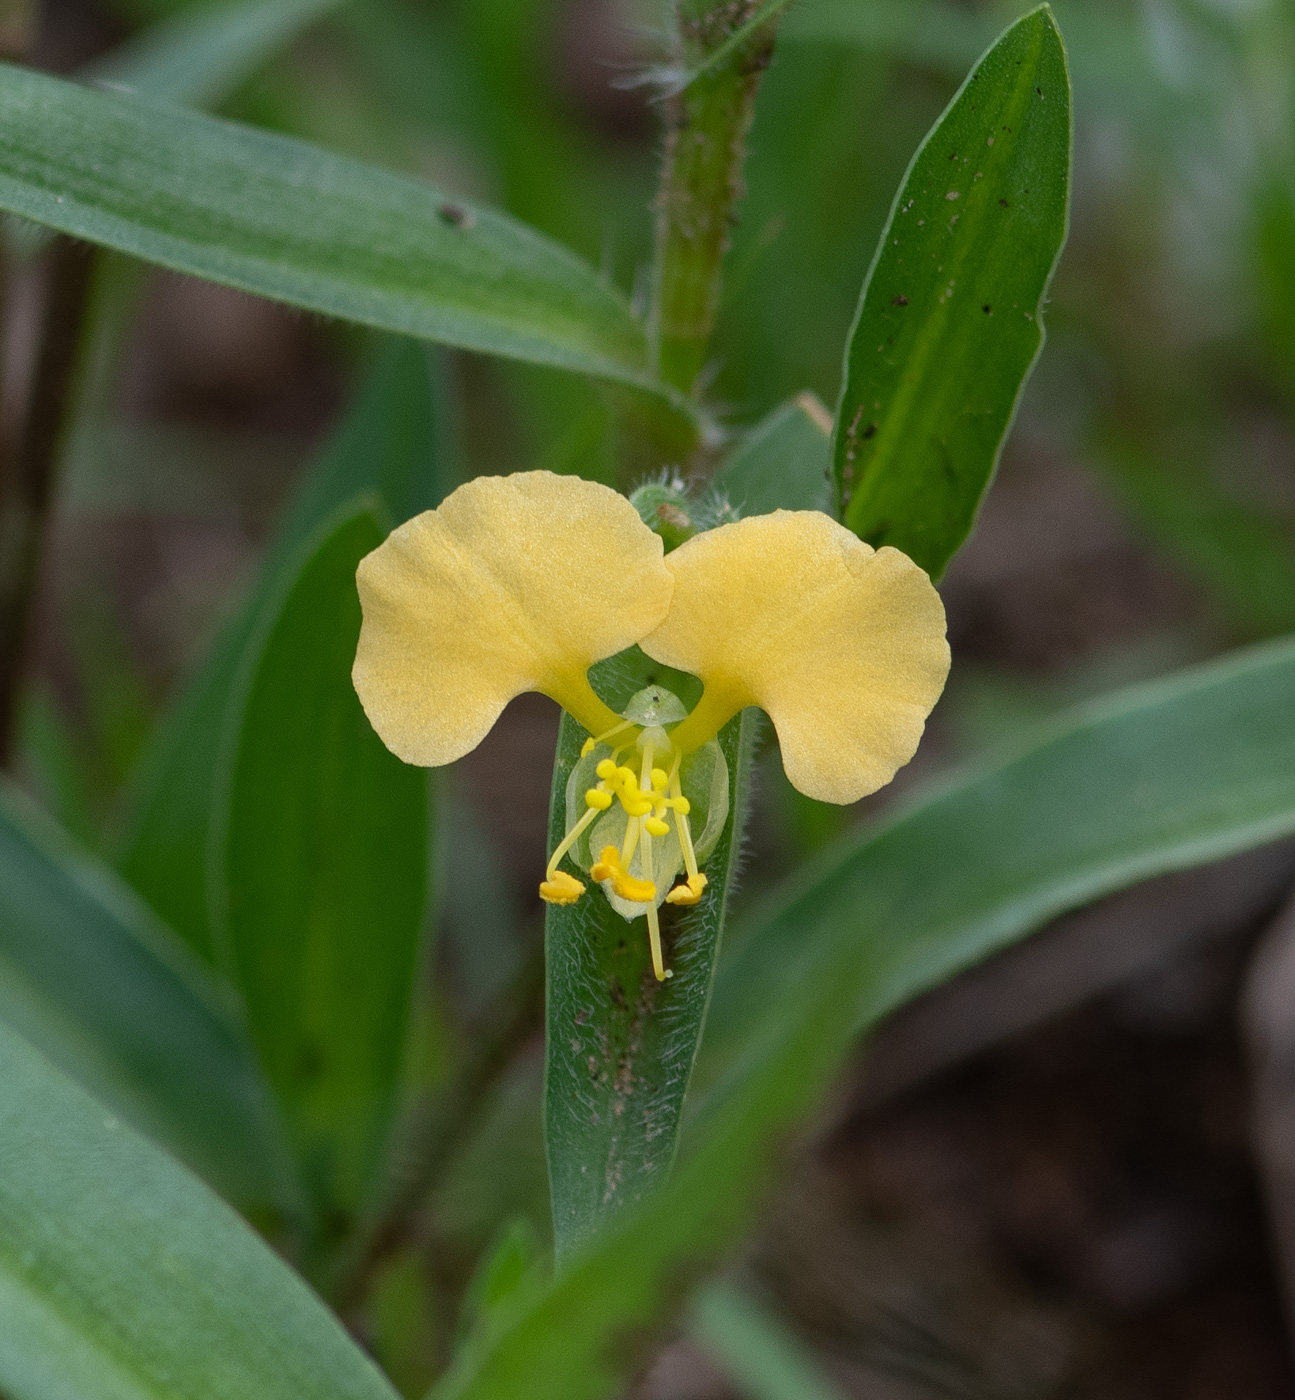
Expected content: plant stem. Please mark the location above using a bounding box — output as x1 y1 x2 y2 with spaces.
0 237 95 759
650 1 781 396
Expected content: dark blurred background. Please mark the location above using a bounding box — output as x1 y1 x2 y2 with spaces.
10 0 1295 1394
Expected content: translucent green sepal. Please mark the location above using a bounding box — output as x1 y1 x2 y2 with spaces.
562 687 729 921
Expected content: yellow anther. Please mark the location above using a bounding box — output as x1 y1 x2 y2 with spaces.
540 870 585 905
585 788 613 810
581 737 596 757
645 816 670 837
590 845 620 882
590 844 656 903
668 795 691 816
596 759 618 781
651 767 669 791
613 870 656 902
665 873 708 906
615 765 638 788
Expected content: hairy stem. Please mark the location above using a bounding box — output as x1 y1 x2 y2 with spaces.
650 1 781 396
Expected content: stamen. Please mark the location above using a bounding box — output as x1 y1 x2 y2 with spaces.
581 717 636 758
540 778 612 902
590 845 655 903
669 766 703 884
540 870 585 904
665 873 708 906
639 810 671 981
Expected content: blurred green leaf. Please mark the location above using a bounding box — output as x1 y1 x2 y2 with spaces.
212 503 430 1240
0 1018 401 1400
705 634 1295 1071
457 1218 544 1346
544 650 755 1261
117 339 452 961
714 393 832 515
86 0 340 108
432 892 865 1400
691 1281 847 1400
0 63 674 396
833 6 1071 578
0 779 286 1210
1097 428 1295 638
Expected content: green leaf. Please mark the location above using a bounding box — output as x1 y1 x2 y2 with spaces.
713 393 832 515
86 0 341 108
0 1018 402 1400
543 650 756 1261
432 895 865 1400
690 1282 847 1400
117 339 452 960
0 778 285 1211
832 6 1071 578
0 62 672 396
212 503 430 1238
704 634 1295 1072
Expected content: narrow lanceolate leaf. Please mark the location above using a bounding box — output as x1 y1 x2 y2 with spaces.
712 393 832 516
434 895 864 1400
0 62 661 391
704 635 1295 1075
544 650 756 1262
212 504 429 1239
0 779 285 1211
118 340 451 961
0 1020 402 1400
832 6 1071 578
85 0 341 108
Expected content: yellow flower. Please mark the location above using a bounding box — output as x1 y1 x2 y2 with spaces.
352 474 949 984
643 510 950 805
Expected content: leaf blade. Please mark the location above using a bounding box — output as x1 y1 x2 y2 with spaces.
214 504 430 1236
832 6 1072 577
116 340 452 960
0 63 658 389
705 634 1295 1070
713 393 832 516
0 778 285 1210
543 653 755 1261
0 1019 401 1400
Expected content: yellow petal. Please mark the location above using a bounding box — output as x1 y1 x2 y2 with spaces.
642 511 949 804
353 471 673 766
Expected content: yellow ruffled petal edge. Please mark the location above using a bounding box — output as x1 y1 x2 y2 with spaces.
642 510 950 804
353 471 673 767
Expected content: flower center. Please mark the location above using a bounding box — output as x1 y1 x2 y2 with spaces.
538 685 725 982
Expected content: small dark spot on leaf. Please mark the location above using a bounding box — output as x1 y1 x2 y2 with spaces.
437 202 476 229
999 198 1010 207
982 304 992 314
1035 86 1042 94
892 294 909 306
862 423 878 440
